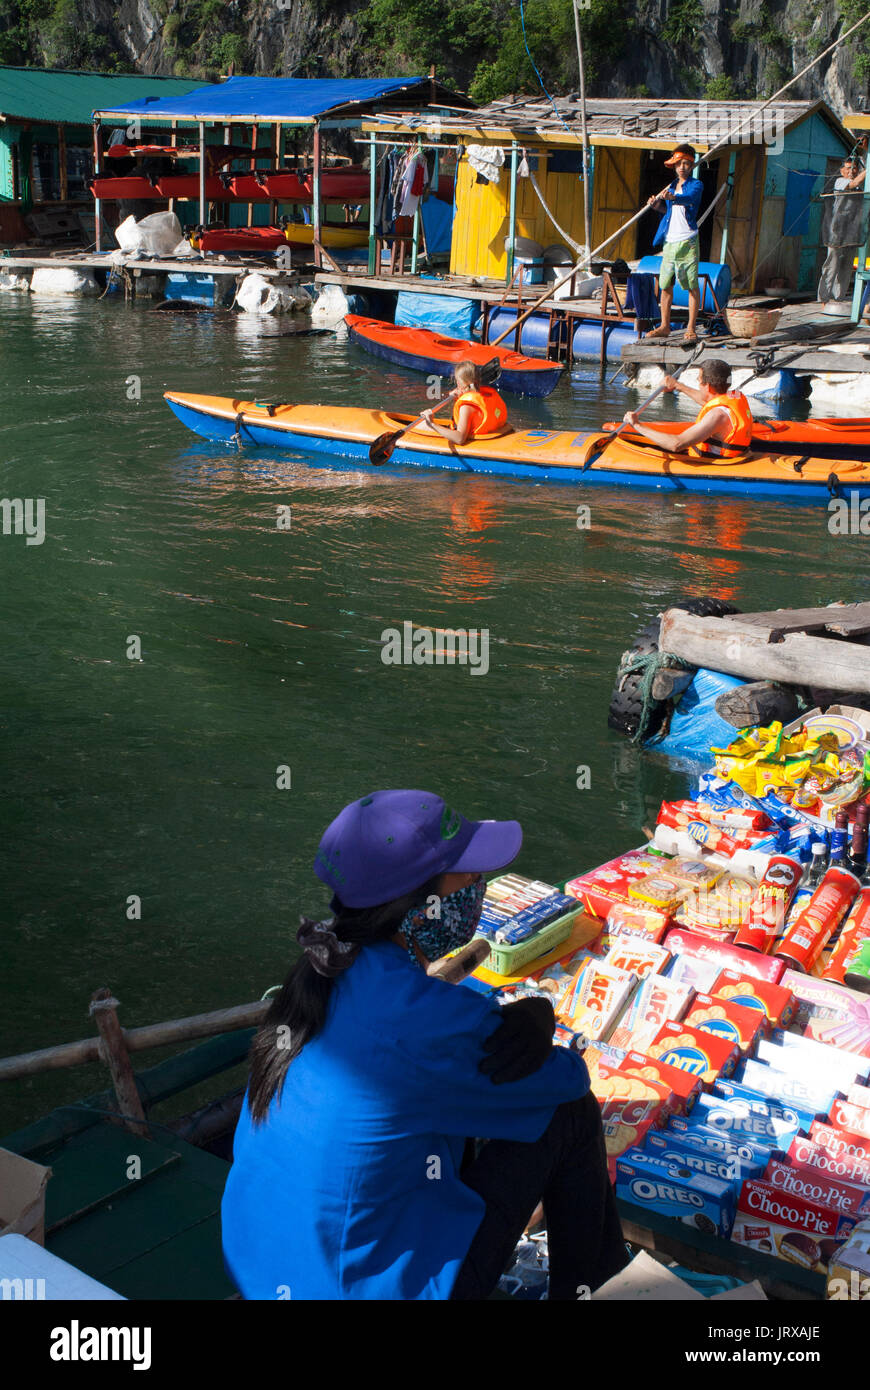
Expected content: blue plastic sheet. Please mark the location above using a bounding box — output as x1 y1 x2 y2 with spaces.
420 195 454 256
648 667 745 761
394 291 480 337
99 75 429 120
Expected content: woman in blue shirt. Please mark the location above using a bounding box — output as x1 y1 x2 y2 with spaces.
221 789 627 1300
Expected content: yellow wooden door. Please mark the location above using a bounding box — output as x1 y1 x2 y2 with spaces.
590 147 643 261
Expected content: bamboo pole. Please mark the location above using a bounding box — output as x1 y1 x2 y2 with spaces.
571 0 591 256
89 989 149 1137
0 1000 269 1081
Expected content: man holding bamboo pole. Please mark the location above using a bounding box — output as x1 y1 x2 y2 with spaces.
644 144 704 345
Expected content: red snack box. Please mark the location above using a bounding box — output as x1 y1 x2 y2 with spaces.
810 1120 870 1162
764 1158 870 1221
664 928 786 985
645 1019 741 1084
566 851 676 934
710 969 796 1032
685 992 766 1056
788 1133 870 1187
589 1066 669 1181
617 1049 704 1114
830 1099 870 1142
732 1178 857 1271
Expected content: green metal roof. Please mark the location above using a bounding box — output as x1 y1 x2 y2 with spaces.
0 66 208 126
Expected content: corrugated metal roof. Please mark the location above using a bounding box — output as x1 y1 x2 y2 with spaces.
0 66 206 125
96 74 457 122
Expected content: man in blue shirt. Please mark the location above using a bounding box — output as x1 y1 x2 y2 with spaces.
221 790 627 1300
645 143 704 345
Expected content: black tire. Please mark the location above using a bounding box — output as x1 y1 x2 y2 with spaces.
608 597 742 738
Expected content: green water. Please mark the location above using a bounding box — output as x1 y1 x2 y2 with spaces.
1 292 868 1134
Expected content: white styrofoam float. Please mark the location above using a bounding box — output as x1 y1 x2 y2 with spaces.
30 267 99 295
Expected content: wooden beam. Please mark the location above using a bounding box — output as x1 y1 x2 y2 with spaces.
720 603 870 639
57 125 67 202
89 989 149 1137
659 610 870 695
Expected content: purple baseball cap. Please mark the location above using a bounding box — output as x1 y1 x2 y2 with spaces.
314 789 522 908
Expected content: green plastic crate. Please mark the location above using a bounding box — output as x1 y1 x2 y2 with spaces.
479 905 581 977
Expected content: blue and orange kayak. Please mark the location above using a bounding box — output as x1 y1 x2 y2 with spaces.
345 315 564 398
606 416 870 462
163 391 870 498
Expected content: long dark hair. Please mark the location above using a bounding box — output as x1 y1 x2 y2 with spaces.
247 874 441 1122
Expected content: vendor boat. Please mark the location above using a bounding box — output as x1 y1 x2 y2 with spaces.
163 392 870 498
345 315 565 398
605 417 870 462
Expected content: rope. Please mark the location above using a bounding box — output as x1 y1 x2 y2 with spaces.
614 648 695 745
527 166 586 256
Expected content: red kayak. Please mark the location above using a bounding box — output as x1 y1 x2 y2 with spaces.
189 226 289 253
604 416 870 461
345 316 564 398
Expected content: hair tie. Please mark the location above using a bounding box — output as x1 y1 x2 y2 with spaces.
297 916 361 979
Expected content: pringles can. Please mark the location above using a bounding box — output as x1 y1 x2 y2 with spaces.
775 866 861 973
733 856 804 954
823 887 870 986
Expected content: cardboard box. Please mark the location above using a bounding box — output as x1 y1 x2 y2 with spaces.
763 1158 870 1221
789 1132 870 1186
646 1019 740 1085
710 970 796 1031
665 928 787 984
0 1148 51 1246
619 1048 704 1114
732 1177 856 1272
616 1148 737 1237
685 993 766 1056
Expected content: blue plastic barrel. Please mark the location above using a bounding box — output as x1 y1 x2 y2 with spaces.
636 256 731 312
484 309 638 361
484 309 564 357
571 320 639 362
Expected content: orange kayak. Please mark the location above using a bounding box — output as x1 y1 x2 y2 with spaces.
164 391 870 498
604 417 870 461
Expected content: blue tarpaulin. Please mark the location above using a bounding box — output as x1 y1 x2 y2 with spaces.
394 290 480 337
647 667 745 762
95 75 430 121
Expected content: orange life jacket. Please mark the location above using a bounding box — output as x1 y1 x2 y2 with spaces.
453 386 509 439
689 391 754 458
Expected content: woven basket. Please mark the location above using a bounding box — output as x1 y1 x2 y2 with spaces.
725 304 782 338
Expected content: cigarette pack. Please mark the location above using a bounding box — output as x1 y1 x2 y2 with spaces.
809 1120 870 1162
616 1148 737 1237
789 1132 870 1186
732 1178 857 1271
685 993 766 1056
691 1090 810 1148
710 970 796 1031
664 928 787 984
646 1020 741 1085
557 960 637 1043
604 935 671 980
764 1158 870 1221
608 974 694 1053
737 1059 839 1115
618 1048 704 1114
645 1130 766 1183
668 1116 779 1167
829 1099 870 1141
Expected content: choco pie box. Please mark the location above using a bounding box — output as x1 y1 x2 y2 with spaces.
684 993 766 1056
763 1157 870 1222
732 1177 857 1271
789 1131 870 1187
645 1020 740 1085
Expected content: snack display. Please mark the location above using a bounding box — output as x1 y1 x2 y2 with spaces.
609 974 694 1052
617 1049 704 1114
731 1179 856 1271
684 993 766 1055
557 959 637 1042
710 971 796 1031
645 1020 740 1084
615 1149 737 1236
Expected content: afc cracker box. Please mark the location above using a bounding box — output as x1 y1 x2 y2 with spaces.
764 1157 870 1221
604 935 670 980
618 1049 704 1114
710 969 796 1031
732 1177 857 1271
646 1019 740 1085
685 993 766 1056
616 1148 736 1237
557 960 637 1043
609 974 693 1053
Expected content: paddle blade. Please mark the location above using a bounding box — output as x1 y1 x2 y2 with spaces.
369 429 401 466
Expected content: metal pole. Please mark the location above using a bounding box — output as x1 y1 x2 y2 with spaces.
572 0 591 255
93 120 102 252
507 139 518 286
312 121 322 267
198 119 206 225
852 169 870 324
368 128 377 274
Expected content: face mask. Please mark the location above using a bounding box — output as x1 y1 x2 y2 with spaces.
399 877 486 969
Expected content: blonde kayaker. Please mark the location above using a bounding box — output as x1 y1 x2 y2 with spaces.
623 358 754 459
420 360 509 445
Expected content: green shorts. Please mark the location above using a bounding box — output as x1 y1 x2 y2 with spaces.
659 235 700 292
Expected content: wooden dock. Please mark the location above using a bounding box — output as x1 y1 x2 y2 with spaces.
1 250 288 278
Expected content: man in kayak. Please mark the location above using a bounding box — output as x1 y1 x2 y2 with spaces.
622 358 754 458
643 143 704 345
420 359 509 445
221 789 627 1300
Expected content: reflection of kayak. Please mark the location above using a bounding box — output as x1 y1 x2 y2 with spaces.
345 316 564 398
164 392 870 496
605 417 870 461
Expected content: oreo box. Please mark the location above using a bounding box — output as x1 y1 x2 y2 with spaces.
694 1089 812 1148
668 1116 779 1168
737 1059 839 1115
646 1020 740 1084
732 1178 856 1272
616 1148 736 1237
645 1130 765 1183
714 1080 820 1132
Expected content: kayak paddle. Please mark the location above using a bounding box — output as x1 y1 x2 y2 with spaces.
368 357 501 466
579 338 707 473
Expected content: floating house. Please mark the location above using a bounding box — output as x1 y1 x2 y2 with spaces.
361 97 854 294
0 66 204 245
